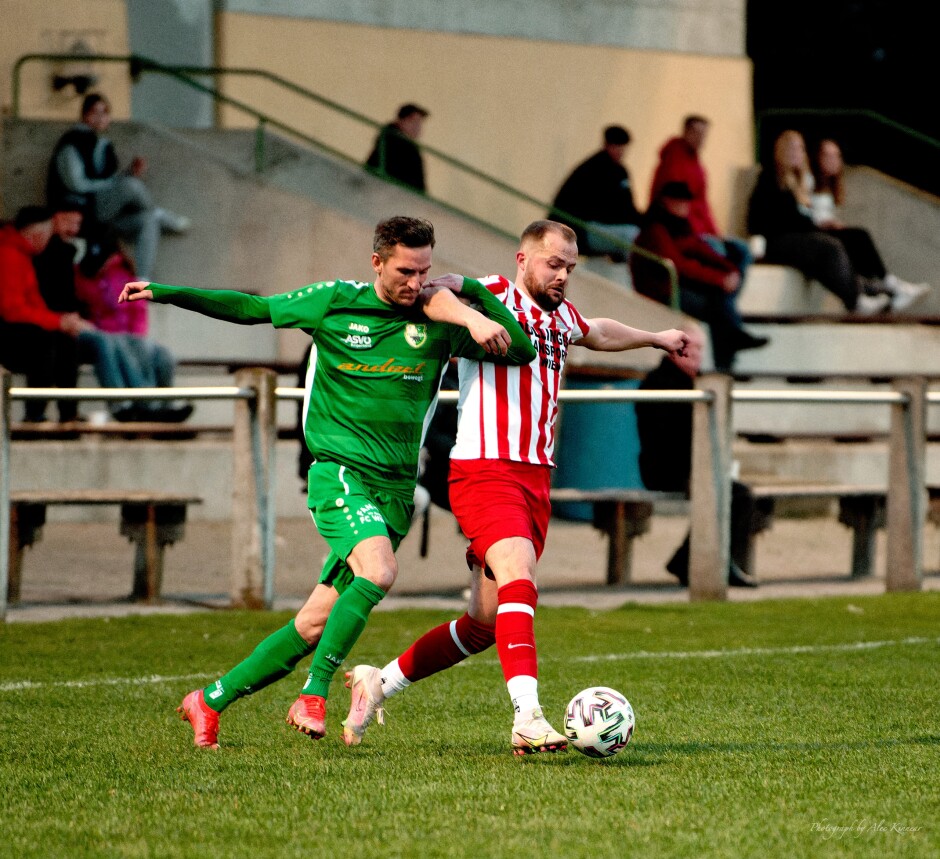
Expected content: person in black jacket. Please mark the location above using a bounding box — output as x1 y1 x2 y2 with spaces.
46 93 189 280
636 325 760 587
365 103 429 193
549 125 643 260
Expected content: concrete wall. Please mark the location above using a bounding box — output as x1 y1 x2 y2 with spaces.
221 0 747 57
0 0 131 121
126 0 215 127
215 12 755 236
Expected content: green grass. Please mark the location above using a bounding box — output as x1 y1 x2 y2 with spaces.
1 594 938 858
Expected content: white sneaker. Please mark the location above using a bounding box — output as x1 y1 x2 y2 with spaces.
156 208 191 234
885 274 931 311
342 665 386 746
510 707 568 756
855 293 891 316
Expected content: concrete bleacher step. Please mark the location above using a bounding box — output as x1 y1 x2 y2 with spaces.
731 320 940 376
738 264 844 317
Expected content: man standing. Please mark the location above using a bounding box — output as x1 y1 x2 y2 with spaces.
341 220 688 755
0 206 85 422
119 216 536 748
650 115 752 277
46 92 189 279
636 325 758 588
365 103 430 193
550 125 643 259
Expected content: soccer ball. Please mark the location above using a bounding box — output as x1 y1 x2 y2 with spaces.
564 686 635 758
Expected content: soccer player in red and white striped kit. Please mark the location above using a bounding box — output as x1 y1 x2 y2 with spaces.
343 220 689 754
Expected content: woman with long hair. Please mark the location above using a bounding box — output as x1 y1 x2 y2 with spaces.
811 139 929 310
747 129 888 314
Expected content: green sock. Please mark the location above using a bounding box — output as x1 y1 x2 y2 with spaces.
302 577 386 699
203 619 314 712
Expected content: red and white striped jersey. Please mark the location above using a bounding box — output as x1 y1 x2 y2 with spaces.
450 275 591 466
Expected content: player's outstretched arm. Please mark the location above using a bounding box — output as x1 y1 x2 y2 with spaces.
118 280 273 325
579 319 689 357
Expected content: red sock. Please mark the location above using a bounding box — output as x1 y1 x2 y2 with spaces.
398 612 495 682
495 579 538 683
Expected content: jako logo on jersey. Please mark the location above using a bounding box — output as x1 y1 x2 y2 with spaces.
404 323 427 348
343 333 373 348
348 322 370 333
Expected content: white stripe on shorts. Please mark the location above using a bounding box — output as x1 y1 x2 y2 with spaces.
338 465 350 495
496 602 535 617
449 620 472 656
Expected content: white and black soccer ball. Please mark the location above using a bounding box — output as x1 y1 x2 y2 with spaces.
564 686 635 758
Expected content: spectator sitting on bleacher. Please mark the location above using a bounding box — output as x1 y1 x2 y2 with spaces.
0 206 83 422
650 114 753 280
74 232 192 422
747 129 889 316
46 92 190 281
34 208 191 422
635 324 758 588
549 125 643 261
811 138 930 312
631 181 768 372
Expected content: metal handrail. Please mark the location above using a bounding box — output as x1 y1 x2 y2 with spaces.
11 52 679 306
755 107 940 162
1 376 931 618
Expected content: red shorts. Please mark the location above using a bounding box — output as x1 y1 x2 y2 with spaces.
448 458 552 571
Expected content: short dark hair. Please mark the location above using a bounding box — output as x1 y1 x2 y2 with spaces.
81 92 108 117
397 103 429 120
520 220 577 248
373 216 436 260
683 114 709 132
14 205 52 230
604 125 631 146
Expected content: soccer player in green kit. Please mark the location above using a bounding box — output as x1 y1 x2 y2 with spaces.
119 216 537 748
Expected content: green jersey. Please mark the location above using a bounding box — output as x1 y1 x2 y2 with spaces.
150 278 535 487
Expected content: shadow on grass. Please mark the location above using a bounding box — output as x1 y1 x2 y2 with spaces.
632 734 940 759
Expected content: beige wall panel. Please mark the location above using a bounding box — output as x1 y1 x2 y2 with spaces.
218 13 752 235
1 0 131 119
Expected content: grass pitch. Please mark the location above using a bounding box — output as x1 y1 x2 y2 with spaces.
1 593 937 858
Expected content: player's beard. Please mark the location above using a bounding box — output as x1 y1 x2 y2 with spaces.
524 270 565 311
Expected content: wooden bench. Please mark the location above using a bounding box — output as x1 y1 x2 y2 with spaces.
7 490 202 604
549 487 686 585
743 480 888 579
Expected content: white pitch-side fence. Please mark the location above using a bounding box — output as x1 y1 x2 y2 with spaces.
0 369 933 620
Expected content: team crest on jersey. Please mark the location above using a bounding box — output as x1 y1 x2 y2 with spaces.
404 323 427 348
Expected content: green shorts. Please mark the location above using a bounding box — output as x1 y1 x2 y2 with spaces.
308 460 415 593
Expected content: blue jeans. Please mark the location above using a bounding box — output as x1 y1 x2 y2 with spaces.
702 234 753 283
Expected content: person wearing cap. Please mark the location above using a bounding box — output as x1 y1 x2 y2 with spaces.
549 125 643 260
630 181 768 372
0 206 85 422
650 115 753 281
365 103 429 193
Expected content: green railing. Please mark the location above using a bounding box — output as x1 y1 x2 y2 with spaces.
755 107 940 160
11 52 678 307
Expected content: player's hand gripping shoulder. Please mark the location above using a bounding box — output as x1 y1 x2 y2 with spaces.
118 280 153 303
418 274 511 356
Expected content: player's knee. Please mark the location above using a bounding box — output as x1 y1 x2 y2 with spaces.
462 614 495 653
293 609 324 644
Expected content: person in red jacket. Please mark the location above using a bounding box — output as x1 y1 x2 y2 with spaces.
630 182 767 371
650 115 752 278
0 206 87 421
